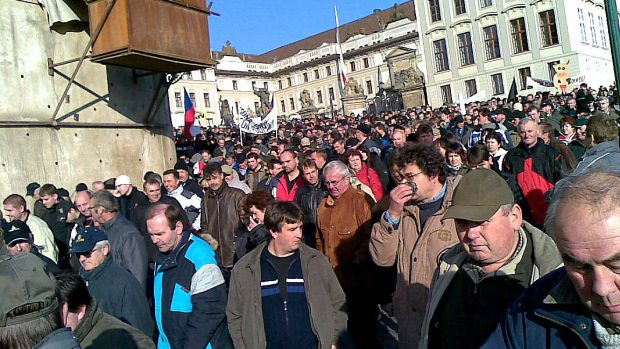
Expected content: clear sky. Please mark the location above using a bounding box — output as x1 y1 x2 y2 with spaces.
209 1 407 55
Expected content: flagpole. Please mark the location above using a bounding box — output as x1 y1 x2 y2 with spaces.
335 6 347 115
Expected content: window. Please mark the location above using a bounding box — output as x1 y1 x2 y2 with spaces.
203 93 210 108
363 57 370 68
429 0 442 22
483 25 501 60
539 10 559 47
200 69 207 80
278 80 283 89
326 66 332 76
440 85 453 105
264 82 268 90
289 97 295 110
491 73 504 95
589 12 598 46
599 15 608 48
350 61 357 72
433 39 450 72
329 87 335 101
303 72 309 82
189 92 196 106
314 69 320 79
251 81 256 90
518 67 532 90
480 0 493 8
465 79 477 97
366 80 373 95
454 0 466 15
280 100 286 113
578 9 588 43
174 92 182 108
547 61 560 80
183 72 191 80
287 77 292 87
510 18 529 53
235 101 239 114
317 90 323 104
232 80 238 90
458 32 475 66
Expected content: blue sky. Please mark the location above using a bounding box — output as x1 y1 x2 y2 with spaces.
209 1 407 55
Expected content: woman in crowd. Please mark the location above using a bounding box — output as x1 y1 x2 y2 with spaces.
559 116 577 144
445 142 470 177
346 148 384 201
234 189 274 262
485 132 507 173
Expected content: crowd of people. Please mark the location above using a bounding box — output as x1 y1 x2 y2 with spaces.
2 82 620 349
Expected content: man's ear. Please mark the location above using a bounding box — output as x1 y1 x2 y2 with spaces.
60 302 69 326
509 204 523 230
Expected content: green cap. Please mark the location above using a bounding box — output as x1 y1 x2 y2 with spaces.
443 169 514 222
0 253 58 327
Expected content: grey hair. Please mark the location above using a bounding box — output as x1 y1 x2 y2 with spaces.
499 203 517 216
323 160 351 178
94 240 110 250
545 172 620 238
518 117 538 128
92 190 119 213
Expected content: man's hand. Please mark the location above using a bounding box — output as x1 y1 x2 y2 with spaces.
387 184 414 220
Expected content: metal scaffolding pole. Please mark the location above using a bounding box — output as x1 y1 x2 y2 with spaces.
604 0 620 88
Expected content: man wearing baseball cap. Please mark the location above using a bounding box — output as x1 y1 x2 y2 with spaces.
418 169 562 349
2 220 58 273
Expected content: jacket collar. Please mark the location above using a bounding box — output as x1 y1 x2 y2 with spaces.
81 255 112 282
157 230 191 270
208 182 229 197
245 242 317 273
169 184 184 196
101 214 119 231
74 299 104 342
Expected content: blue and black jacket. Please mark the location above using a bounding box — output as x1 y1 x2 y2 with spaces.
154 231 232 349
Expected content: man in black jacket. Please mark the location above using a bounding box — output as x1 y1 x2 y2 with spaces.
115 175 149 219
295 158 327 249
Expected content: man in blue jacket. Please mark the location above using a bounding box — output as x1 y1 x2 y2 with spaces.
146 203 232 349
483 171 620 348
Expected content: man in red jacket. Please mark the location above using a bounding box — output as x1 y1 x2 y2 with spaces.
276 149 305 201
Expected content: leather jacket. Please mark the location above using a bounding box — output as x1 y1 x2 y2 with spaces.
295 182 327 247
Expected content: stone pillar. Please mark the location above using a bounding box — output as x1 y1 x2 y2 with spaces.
298 107 319 119
401 85 425 109
342 95 367 115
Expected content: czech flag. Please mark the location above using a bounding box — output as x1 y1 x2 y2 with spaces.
183 87 195 140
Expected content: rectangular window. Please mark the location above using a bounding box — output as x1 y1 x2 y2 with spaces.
440 85 453 105
232 80 238 90
589 12 598 46
317 90 323 104
326 66 332 76
203 93 210 108
433 39 450 72
480 0 493 8
363 57 370 68
200 69 207 80
366 80 373 95
454 0 466 15
329 87 335 101
491 73 504 95
483 25 501 60
303 72 309 82
175 92 182 108
280 100 286 113
287 77 292 87
314 69 320 79
510 17 529 53
458 32 475 66
599 15 608 48
548 61 560 80
465 79 477 97
539 10 559 47
189 92 196 106
183 72 191 80
350 61 357 72
278 80 283 89
429 0 442 22
518 67 532 90
289 97 295 110
578 9 588 43
251 81 257 90
264 82 269 90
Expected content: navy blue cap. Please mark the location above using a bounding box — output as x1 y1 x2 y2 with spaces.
70 227 108 253
3 220 32 246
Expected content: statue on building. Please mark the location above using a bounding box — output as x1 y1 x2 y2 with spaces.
219 97 233 126
254 88 271 117
343 79 364 97
394 66 424 90
221 40 238 57
299 89 315 109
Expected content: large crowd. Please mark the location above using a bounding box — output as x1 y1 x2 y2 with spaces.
2 82 620 349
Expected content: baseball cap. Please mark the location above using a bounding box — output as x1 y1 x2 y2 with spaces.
443 169 514 222
75 183 88 192
357 124 371 135
174 159 189 172
3 220 32 246
103 178 116 190
115 175 132 186
575 118 589 127
301 137 311 147
0 253 59 327
221 165 233 175
513 102 523 112
70 227 108 254
26 182 40 196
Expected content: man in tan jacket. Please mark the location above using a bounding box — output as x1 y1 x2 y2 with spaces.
370 144 460 348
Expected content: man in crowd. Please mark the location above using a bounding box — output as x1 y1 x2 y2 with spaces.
370 144 460 348
295 158 327 248
71 226 154 337
146 204 232 349
0 253 81 348
482 171 620 348
56 272 155 348
418 169 562 349
3 194 58 262
39 183 72 259
174 160 204 198
356 124 382 157
163 169 202 230
227 201 347 349
257 158 283 197
503 118 563 227
276 149 305 201
310 149 328 172
115 174 149 219
245 152 267 191
2 219 58 272
200 163 245 269
317 160 380 348
572 112 620 174
89 190 148 289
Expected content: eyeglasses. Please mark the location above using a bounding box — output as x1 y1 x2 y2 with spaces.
75 248 98 258
325 176 349 187
402 171 424 182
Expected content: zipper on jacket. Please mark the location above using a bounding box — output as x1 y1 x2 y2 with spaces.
534 312 591 348
283 300 290 330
